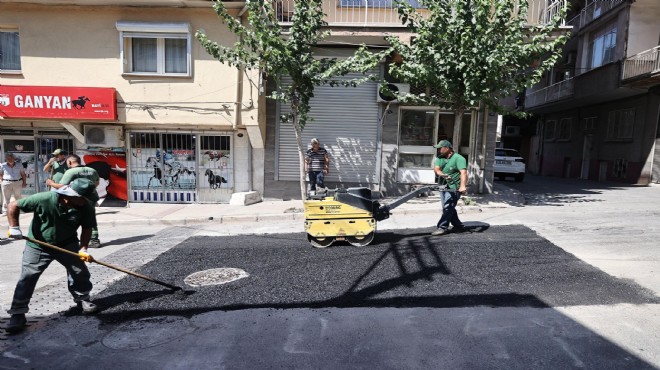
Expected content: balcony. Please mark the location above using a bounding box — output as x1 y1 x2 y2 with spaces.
622 46 660 89
566 0 625 35
524 78 574 108
274 0 567 28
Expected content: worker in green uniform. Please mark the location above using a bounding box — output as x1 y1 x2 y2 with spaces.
46 154 102 248
4 178 100 334
431 140 467 236
43 149 68 185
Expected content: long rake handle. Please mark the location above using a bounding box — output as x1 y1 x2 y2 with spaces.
21 236 181 291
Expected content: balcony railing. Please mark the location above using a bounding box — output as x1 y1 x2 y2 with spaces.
566 0 624 35
524 77 574 108
622 46 660 81
274 0 567 27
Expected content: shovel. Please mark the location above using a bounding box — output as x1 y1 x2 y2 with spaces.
21 236 182 291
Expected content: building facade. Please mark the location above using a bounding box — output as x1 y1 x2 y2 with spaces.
1 0 568 204
0 0 265 205
516 0 660 184
264 0 563 199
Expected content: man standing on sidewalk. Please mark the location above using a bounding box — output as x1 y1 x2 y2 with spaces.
305 138 330 195
4 178 100 334
431 140 467 236
46 154 102 248
1 153 27 215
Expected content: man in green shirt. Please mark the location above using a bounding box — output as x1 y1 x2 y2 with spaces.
5 178 100 334
47 154 102 248
431 140 467 236
43 148 68 185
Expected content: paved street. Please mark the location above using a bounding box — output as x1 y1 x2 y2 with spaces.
0 175 659 369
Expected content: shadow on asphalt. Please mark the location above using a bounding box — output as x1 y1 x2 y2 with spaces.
100 234 155 248
499 174 645 207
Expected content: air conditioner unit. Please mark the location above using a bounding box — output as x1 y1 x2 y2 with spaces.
83 125 122 147
377 83 410 103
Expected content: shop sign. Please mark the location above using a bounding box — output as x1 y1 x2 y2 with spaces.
0 85 117 121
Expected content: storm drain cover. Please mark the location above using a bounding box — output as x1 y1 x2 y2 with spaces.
184 268 249 287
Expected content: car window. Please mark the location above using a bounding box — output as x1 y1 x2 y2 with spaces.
497 149 520 157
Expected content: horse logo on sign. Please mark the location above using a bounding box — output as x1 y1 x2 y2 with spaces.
0 94 10 107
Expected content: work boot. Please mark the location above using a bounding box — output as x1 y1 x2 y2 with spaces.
5 314 27 334
88 238 101 248
431 228 449 236
79 300 99 314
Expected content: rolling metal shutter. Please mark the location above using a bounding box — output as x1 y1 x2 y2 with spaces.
277 73 380 183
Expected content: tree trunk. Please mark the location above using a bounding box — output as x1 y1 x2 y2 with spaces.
293 119 307 201
452 106 465 152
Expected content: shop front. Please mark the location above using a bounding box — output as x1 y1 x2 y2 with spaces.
128 131 233 203
0 85 119 202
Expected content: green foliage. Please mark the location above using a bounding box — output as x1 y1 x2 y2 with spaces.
196 0 386 129
388 0 570 117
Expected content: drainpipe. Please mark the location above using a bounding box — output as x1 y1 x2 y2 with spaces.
479 107 489 194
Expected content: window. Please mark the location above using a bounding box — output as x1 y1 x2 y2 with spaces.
582 117 597 131
589 23 616 69
606 108 635 140
116 22 191 77
558 118 572 141
0 28 21 72
544 120 557 141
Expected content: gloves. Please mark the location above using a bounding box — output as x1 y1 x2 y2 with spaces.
79 251 94 263
7 227 22 239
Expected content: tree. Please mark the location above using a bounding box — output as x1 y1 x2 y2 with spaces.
197 0 387 200
387 0 569 148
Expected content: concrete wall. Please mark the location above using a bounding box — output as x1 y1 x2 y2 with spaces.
628 0 660 56
540 94 656 184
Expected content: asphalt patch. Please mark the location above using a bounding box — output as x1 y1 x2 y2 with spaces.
93 225 659 321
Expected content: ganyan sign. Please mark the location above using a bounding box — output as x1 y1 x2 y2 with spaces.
0 85 117 121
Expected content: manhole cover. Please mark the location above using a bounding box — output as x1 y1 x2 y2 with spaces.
184 268 249 287
102 316 195 350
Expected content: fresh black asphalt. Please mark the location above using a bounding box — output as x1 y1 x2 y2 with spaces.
92 224 658 321
3 225 659 370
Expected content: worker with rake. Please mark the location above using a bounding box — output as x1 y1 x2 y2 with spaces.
4 178 100 334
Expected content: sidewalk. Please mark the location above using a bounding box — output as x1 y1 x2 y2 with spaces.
90 183 525 227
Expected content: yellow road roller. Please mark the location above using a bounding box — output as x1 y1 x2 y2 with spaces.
304 186 441 248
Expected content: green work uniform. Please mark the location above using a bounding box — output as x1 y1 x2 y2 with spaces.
17 192 97 251
51 162 68 183
59 166 100 186
434 153 467 190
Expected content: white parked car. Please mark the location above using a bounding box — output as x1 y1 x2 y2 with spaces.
494 148 526 182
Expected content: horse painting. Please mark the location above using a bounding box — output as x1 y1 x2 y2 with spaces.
204 169 227 189
146 156 195 189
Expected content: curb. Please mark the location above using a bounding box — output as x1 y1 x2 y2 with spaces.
93 204 494 227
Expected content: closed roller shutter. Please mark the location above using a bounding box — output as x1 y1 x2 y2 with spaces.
278 73 380 184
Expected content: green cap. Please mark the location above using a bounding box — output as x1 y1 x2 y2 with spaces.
433 140 453 149
52 149 68 156
54 178 99 203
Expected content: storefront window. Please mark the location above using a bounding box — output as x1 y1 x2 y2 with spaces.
399 110 436 146
398 153 434 169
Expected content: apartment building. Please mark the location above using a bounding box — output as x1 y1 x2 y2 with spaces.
1 0 568 204
265 0 568 199
0 0 265 205
515 0 660 184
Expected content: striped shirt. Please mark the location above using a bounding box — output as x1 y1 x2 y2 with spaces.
305 147 328 171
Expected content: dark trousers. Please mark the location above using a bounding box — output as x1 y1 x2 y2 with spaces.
8 244 92 315
308 170 325 191
436 190 464 230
